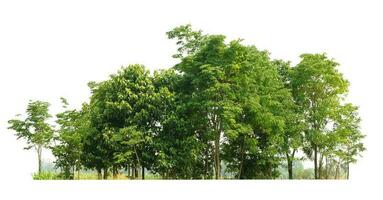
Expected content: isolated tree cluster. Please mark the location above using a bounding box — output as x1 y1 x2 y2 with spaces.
8 25 365 179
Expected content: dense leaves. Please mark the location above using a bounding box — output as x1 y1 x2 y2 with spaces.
7 25 365 179
51 98 87 179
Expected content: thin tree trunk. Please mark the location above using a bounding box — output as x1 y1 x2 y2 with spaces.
346 163 350 179
135 167 138 178
318 154 323 179
72 165 75 180
133 146 141 180
37 145 42 174
103 168 108 180
77 169 80 180
238 137 245 179
324 157 329 179
142 166 145 180
287 154 292 179
214 133 221 179
287 150 296 179
113 166 118 179
288 159 293 179
204 146 209 179
314 145 318 179
335 162 339 179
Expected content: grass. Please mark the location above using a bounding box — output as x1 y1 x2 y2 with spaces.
32 171 164 180
33 171 61 180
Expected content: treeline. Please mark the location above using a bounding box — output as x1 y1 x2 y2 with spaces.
8 25 365 179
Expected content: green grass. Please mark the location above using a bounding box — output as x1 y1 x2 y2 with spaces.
33 171 61 180
32 171 154 180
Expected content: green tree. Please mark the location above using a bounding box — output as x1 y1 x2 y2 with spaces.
150 69 205 179
274 60 306 179
328 103 365 179
292 53 350 179
8 100 54 174
51 98 85 179
82 81 112 179
169 32 239 179
221 45 289 179
10 25 365 180
168 25 289 179
85 64 157 179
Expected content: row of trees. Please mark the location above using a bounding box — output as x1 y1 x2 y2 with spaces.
8 25 365 179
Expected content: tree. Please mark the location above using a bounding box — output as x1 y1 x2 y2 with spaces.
166 24 204 59
169 31 241 179
274 60 306 179
330 103 365 179
10 25 365 180
168 25 289 179
85 64 157 179
8 100 54 174
82 82 111 179
51 98 85 179
221 45 289 179
150 69 206 179
292 53 350 179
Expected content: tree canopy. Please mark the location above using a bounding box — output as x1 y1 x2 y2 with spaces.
7 25 365 180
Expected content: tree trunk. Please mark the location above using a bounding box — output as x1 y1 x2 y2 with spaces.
37 145 42 174
134 167 139 178
346 163 350 179
335 163 339 179
97 168 102 180
103 168 108 180
131 167 134 179
142 166 145 180
325 156 330 179
238 137 245 179
214 133 221 179
287 150 295 180
77 169 80 180
72 165 75 180
127 165 131 177
314 145 318 179
204 146 209 179
287 158 293 179
318 154 323 179
112 166 118 179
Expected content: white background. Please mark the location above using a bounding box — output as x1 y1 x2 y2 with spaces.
0 0 382 199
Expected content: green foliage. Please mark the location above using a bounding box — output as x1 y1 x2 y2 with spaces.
9 25 365 180
51 98 86 179
291 53 363 179
82 64 158 179
166 24 205 58
8 100 54 174
8 100 53 149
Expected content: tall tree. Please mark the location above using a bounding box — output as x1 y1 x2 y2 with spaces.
151 69 206 179
82 81 113 179
330 103 365 179
8 100 54 174
274 60 306 179
51 98 85 179
221 44 289 179
169 33 238 179
85 64 157 179
292 53 350 179
168 25 289 179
